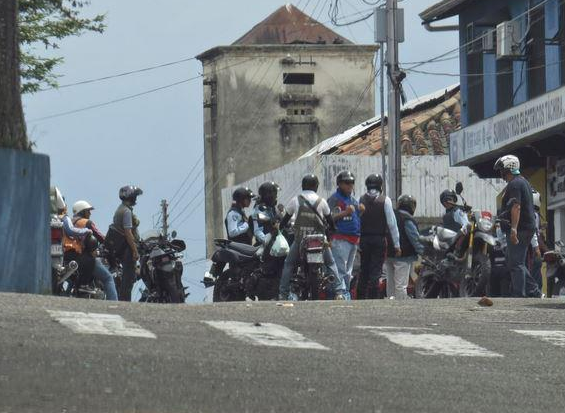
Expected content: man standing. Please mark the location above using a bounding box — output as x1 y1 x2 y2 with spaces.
494 155 536 298
278 174 344 300
357 174 401 299
328 171 362 299
385 195 424 299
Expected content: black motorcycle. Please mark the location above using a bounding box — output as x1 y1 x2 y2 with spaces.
138 231 188 303
543 241 565 298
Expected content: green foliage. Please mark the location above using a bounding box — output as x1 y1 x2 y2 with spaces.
18 0 105 93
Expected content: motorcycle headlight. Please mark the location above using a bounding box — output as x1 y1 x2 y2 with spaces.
478 218 493 232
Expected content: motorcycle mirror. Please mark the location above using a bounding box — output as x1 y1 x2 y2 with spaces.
455 182 463 195
171 230 177 239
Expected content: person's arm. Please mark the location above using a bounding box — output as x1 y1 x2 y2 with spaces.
510 203 521 245
384 198 401 255
122 209 139 260
253 217 267 244
62 215 91 238
280 213 292 229
226 211 249 238
405 220 424 256
87 221 105 243
454 209 470 233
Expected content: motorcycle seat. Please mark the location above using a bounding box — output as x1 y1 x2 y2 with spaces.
227 242 260 257
436 227 459 243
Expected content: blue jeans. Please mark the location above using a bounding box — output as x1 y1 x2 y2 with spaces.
530 255 543 297
331 238 358 298
506 230 534 298
93 258 118 301
279 239 343 298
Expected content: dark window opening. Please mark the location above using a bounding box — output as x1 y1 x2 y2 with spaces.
527 6 546 99
497 58 513 112
466 23 484 124
560 2 565 86
283 73 315 85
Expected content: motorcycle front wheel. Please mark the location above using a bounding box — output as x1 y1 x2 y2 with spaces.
460 253 491 297
415 272 441 298
212 270 245 302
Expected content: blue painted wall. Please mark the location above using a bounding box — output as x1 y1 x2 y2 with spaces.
458 0 563 125
0 148 51 294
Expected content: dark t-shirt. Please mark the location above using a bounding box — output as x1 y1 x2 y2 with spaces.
501 176 535 232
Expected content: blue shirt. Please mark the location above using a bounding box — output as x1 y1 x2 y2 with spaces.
328 189 361 237
226 209 249 239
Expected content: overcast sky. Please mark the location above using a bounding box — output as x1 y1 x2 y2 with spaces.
23 0 458 301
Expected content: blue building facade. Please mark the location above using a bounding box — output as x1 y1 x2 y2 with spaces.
421 0 565 244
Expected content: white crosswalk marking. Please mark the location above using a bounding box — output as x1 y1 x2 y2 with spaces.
513 330 565 347
203 321 329 350
359 326 503 357
48 311 156 339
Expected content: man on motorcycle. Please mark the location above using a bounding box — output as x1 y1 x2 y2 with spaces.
252 182 280 246
225 187 254 245
385 195 424 299
358 174 401 299
108 185 143 301
440 189 469 233
494 155 537 298
278 174 344 300
328 171 362 299
72 201 118 301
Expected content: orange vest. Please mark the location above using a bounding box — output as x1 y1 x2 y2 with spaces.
63 218 89 254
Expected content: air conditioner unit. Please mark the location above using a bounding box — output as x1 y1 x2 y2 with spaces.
496 20 521 59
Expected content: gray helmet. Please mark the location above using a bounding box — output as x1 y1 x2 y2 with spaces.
440 189 457 206
232 187 254 203
398 194 417 215
301 174 319 192
336 170 355 186
119 185 143 204
365 174 383 190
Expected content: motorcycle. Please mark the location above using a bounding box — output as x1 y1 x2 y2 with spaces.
543 240 565 298
205 209 286 302
416 226 463 298
138 230 188 303
451 182 496 297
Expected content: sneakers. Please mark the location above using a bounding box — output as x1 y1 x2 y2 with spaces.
334 293 346 300
278 293 290 301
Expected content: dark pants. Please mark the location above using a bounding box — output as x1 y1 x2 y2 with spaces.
119 247 136 302
358 236 386 300
506 230 534 298
64 250 95 285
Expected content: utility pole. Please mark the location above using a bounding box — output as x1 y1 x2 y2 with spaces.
386 0 403 202
379 40 386 194
160 199 169 239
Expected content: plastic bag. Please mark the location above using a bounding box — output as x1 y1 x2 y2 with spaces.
270 232 290 257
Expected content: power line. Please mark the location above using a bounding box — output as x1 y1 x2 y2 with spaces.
38 57 197 92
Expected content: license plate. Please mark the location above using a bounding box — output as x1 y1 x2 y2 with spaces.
51 244 63 256
306 253 323 264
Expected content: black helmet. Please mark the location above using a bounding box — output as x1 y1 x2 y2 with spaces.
83 234 99 255
258 181 280 206
301 174 319 192
119 185 143 204
398 194 417 215
336 170 355 186
440 189 457 205
365 174 383 190
232 187 254 203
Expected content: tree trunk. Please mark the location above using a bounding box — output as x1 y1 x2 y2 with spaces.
0 0 28 150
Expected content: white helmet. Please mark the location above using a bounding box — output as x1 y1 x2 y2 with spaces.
51 187 66 211
72 200 94 216
532 190 541 209
494 155 520 175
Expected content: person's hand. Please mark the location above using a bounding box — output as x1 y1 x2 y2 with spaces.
395 247 402 257
345 205 355 216
132 249 140 261
535 247 541 258
510 229 519 245
359 204 366 214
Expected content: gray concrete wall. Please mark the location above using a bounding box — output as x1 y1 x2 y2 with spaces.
0 148 51 294
221 155 506 234
200 45 377 253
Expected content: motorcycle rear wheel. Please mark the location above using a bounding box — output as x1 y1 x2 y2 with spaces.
415 272 440 298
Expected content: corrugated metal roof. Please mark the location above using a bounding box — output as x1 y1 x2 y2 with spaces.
419 0 475 23
233 3 352 45
301 84 460 158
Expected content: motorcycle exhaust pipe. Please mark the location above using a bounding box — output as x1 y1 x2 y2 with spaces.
57 260 79 285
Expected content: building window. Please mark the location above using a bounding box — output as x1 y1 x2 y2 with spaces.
466 23 484 124
497 58 513 112
527 6 546 99
283 73 314 84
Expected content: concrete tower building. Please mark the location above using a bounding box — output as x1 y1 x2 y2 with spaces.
197 4 377 252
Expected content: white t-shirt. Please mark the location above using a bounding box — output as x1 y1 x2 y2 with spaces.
286 190 330 218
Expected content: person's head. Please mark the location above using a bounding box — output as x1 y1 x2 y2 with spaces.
440 189 457 209
258 181 280 207
336 171 355 196
532 189 541 212
365 174 383 192
494 155 520 182
119 185 143 206
301 174 319 192
72 200 94 219
397 194 417 215
232 187 254 208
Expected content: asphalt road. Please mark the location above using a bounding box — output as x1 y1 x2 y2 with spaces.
0 293 564 413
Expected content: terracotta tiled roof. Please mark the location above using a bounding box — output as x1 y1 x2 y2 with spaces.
233 3 352 45
327 86 461 156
